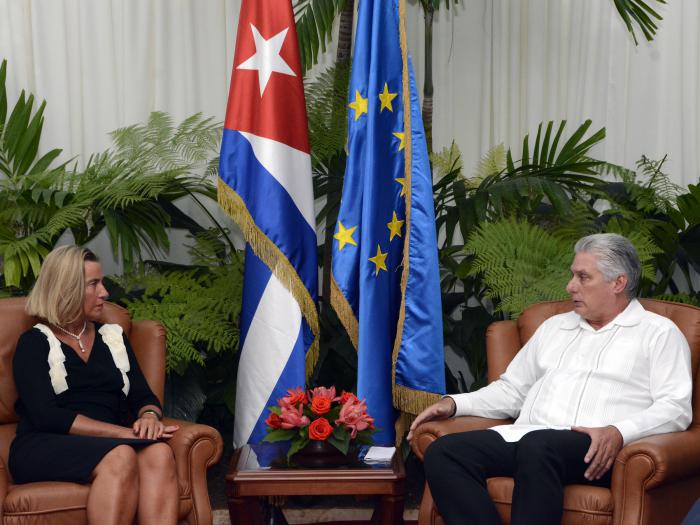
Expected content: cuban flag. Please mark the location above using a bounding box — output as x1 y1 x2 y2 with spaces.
218 0 319 448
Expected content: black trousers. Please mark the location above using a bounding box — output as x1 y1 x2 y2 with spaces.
424 429 612 525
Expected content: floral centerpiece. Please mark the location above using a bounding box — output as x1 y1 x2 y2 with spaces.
263 386 375 460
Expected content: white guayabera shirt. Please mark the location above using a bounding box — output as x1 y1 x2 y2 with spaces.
450 299 693 445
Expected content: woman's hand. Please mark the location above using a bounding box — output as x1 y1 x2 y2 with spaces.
132 413 180 440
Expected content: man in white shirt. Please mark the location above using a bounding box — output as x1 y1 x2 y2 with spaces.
408 233 692 525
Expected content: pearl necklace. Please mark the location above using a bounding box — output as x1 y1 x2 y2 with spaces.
54 321 87 352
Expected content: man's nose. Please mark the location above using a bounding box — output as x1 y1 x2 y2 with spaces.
566 278 576 294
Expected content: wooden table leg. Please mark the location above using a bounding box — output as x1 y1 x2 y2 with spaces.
371 494 405 525
228 496 265 525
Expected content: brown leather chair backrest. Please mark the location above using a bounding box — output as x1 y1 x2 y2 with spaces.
487 299 700 424
0 297 134 425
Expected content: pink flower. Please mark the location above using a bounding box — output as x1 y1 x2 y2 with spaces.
279 404 310 429
308 386 338 402
335 398 374 438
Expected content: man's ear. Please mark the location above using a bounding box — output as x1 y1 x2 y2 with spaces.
613 274 628 294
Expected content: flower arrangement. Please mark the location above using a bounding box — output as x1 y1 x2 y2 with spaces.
263 386 375 459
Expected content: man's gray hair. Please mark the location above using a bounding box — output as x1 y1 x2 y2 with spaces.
574 233 641 299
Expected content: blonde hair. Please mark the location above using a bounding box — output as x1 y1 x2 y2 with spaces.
26 245 99 325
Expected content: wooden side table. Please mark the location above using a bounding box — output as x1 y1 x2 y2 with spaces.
226 443 406 525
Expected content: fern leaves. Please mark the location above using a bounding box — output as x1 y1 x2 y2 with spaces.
466 220 572 315
465 217 663 316
121 263 243 373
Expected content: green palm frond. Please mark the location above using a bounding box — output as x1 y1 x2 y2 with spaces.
612 0 667 45
294 0 347 74
0 96 222 288
433 121 607 250
587 158 636 181
487 121 604 210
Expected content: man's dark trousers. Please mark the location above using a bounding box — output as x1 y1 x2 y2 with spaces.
424 429 612 525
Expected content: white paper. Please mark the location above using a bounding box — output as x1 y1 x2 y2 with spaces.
363 446 395 463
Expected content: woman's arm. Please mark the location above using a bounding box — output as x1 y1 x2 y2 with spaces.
13 330 79 433
122 333 178 439
69 414 135 439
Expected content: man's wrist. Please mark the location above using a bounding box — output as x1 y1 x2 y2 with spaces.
442 396 457 417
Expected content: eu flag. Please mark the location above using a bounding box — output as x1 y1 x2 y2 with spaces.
331 0 445 445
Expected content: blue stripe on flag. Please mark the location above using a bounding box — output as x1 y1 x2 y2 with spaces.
239 245 271 346
220 129 318 295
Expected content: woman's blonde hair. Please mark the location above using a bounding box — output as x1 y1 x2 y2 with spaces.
26 245 99 326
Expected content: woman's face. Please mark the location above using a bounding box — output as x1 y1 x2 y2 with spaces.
83 260 109 321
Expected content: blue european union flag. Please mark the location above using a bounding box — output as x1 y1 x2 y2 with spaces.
331 0 445 445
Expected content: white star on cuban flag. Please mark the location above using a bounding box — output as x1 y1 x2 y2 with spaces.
218 0 318 448
237 24 296 97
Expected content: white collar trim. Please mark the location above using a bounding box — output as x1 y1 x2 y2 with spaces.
35 323 130 396
35 323 68 395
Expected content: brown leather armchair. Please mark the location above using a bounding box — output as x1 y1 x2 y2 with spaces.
0 297 224 525
411 299 700 525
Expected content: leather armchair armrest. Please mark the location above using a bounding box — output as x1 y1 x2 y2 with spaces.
0 456 9 521
612 426 700 492
410 416 513 461
164 417 224 494
164 417 223 525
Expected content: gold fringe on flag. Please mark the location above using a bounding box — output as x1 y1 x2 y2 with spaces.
390 0 441 444
390 0 415 416
330 275 359 350
217 179 320 378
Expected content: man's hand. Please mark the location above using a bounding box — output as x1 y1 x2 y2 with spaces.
572 425 623 480
407 397 456 441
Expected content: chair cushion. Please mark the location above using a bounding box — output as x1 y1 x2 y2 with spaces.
488 477 614 525
3 482 88 525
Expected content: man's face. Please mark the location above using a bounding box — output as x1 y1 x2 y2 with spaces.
566 251 625 324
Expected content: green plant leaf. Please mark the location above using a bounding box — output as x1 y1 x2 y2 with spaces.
263 429 298 443
327 426 351 455
287 436 309 459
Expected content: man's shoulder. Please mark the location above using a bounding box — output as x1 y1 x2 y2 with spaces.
538 310 580 330
637 304 684 333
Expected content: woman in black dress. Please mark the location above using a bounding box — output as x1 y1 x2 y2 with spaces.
9 245 179 525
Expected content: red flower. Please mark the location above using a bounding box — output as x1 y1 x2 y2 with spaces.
336 398 374 438
339 391 358 405
308 417 333 440
265 412 283 429
311 396 332 415
279 387 307 408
